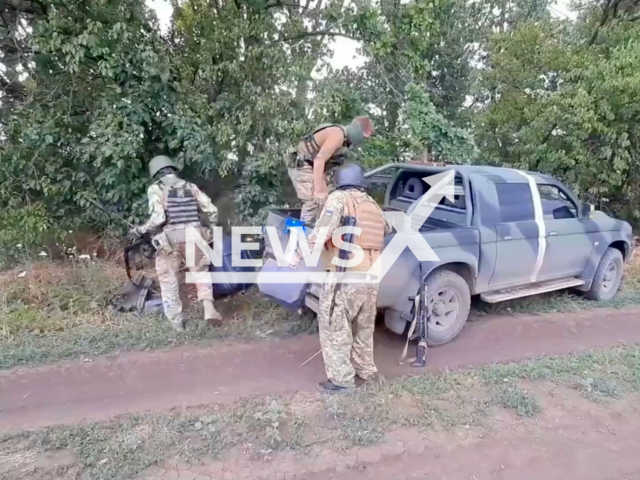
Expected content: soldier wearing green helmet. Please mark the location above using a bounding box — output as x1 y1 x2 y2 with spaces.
130 155 222 331
286 116 374 225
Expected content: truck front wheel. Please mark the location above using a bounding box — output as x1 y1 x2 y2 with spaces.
424 270 471 346
584 247 624 301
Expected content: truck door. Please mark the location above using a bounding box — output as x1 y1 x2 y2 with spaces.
536 184 593 279
489 182 541 288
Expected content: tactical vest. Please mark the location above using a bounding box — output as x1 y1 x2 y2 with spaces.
299 123 349 170
331 190 385 273
159 177 201 227
346 191 385 250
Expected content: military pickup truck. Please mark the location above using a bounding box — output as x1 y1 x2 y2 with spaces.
264 162 634 346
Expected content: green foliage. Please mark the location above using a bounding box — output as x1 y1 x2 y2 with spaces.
476 1 640 222
0 204 52 257
2 0 640 246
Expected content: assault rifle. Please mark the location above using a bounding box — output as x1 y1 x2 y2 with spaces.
328 214 358 320
123 232 155 282
83 196 157 283
411 261 430 367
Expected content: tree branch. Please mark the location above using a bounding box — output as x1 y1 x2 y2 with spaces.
589 0 621 46
281 30 360 42
264 0 303 9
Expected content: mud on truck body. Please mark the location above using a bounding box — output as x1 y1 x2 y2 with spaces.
263 162 634 346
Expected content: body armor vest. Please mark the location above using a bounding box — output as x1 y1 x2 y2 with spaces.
330 190 385 273
159 177 201 227
298 124 349 170
346 190 385 251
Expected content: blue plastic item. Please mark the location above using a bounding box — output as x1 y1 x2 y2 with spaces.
284 217 308 234
210 235 258 298
258 258 309 312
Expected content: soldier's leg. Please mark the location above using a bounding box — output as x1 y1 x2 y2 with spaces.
351 283 379 380
155 250 186 331
317 281 357 388
184 241 222 324
300 199 322 225
289 165 323 225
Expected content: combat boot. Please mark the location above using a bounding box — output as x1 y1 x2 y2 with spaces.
317 380 354 393
171 314 186 332
202 299 223 327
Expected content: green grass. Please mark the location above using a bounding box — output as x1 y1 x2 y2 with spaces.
4 345 640 480
0 302 316 369
1 255 640 369
0 260 316 369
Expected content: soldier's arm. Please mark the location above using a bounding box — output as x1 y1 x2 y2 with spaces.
191 184 218 226
312 127 345 196
137 184 165 234
304 192 346 253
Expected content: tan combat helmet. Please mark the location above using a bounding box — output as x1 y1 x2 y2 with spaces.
148 155 180 178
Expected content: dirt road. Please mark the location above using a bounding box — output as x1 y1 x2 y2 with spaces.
1 306 640 433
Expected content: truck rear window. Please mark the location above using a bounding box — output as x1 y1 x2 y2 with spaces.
495 183 535 223
390 172 466 210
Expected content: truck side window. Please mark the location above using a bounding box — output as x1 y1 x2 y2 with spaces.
537 184 577 219
495 183 535 223
367 181 387 206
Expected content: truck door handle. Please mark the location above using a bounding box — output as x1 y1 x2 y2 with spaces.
548 231 557 236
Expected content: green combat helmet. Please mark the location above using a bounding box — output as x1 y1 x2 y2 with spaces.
148 155 179 178
343 117 368 148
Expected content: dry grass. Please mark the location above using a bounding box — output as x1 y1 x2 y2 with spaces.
0 260 128 338
2 249 640 369
0 259 315 369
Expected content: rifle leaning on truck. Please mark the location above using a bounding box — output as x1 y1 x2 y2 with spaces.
399 260 431 367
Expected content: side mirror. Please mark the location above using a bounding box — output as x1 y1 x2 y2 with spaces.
580 203 594 218
552 205 575 219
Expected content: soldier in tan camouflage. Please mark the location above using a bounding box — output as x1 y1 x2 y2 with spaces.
291 163 392 392
286 117 374 226
130 155 222 332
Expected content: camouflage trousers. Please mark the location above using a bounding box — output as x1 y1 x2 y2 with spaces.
317 279 379 388
287 164 329 225
155 242 213 329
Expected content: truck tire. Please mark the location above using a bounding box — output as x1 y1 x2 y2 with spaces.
584 247 624 301
423 269 471 346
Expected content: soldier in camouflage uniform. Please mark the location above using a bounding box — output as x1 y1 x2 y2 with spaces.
286 117 374 225
292 164 392 392
130 155 222 331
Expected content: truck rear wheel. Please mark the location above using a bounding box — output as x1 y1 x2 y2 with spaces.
424 269 471 346
584 247 624 301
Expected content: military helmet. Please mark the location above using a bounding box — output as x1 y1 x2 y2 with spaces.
343 116 372 148
333 163 367 190
148 155 179 178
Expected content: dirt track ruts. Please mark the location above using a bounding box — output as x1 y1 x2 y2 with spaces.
1 306 639 433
